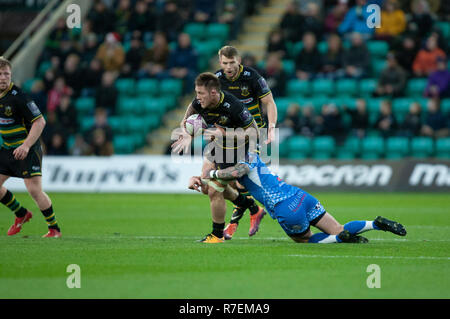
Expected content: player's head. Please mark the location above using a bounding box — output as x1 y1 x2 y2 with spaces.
218 46 241 80
0 56 12 92
195 72 221 108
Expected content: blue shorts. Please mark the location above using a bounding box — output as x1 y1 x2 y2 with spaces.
274 190 326 236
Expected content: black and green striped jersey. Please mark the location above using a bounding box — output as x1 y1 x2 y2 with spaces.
0 83 43 149
215 65 271 128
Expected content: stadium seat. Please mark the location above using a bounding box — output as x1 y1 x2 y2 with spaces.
37 60 51 77
289 41 303 57
441 99 450 115
311 79 334 96
340 136 361 156
359 78 377 96
336 79 358 96
317 41 328 54
206 23 229 42
22 78 38 93
385 137 409 159
367 41 389 58
372 58 386 77
142 99 164 116
117 97 138 115
115 78 135 96
113 135 135 154
367 98 383 114
435 21 450 40
411 137 434 158
282 59 295 76
160 78 183 97
436 138 450 159
136 79 159 97
75 97 95 114
312 136 335 159
79 115 95 132
406 78 428 97
336 150 356 160
287 79 310 97
393 98 413 122
361 136 384 159
108 116 124 133
287 136 311 159
184 23 206 41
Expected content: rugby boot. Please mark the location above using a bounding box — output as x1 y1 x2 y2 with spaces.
7 210 33 236
42 228 62 238
223 223 238 240
198 233 224 243
249 206 266 236
374 216 407 236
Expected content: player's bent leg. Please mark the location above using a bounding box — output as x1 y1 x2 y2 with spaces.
0 174 34 236
24 176 61 238
314 212 344 235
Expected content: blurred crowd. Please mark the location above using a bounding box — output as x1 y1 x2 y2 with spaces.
31 0 266 156
246 0 449 144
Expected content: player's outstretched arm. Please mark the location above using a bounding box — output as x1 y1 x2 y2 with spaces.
208 163 250 181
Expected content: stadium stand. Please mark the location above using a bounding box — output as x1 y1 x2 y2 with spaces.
9 0 450 160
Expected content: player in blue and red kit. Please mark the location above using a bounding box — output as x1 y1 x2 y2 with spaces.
189 152 406 243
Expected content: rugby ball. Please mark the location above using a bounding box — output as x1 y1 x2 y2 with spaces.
185 114 207 136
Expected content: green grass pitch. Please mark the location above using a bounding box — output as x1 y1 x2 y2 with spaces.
0 192 449 299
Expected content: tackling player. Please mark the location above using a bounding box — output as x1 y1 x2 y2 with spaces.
172 72 265 243
188 152 407 243
215 46 279 239
0 56 61 238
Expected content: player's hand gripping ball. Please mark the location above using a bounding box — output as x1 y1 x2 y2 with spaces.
185 114 207 136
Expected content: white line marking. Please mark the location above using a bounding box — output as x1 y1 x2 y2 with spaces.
287 254 450 261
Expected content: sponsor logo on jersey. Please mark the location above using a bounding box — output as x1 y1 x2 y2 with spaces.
239 109 252 122
218 115 229 126
27 101 41 117
258 78 269 91
240 97 254 104
228 86 239 90
244 71 251 76
223 102 230 109
0 117 14 124
11 90 17 96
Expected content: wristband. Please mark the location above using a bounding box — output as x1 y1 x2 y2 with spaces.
209 170 217 179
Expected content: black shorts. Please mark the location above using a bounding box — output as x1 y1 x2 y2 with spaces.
0 143 43 178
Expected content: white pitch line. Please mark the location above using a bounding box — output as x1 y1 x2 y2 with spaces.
287 254 450 261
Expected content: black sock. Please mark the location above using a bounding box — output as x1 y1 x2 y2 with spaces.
232 194 259 215
212 222 225 238
1 190 27 217
41 206 60 231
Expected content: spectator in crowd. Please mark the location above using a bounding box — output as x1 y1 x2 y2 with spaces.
95 32 125 73
393 35 418 76
300 2 323 41
139 31 170 78
374 100 398 138
324 0 348 34
421 99 449 138
375 0 406 41
128 0 157 35
266 29 288 59
82 58 104 96
193 0 218 23
158 1 185 42
241 53 263 74
125 35 146 74
399 102 422 137
114 0 132 37
44 18 71 58
56 95 78 136
298 104 317 137
63 53 83 96
47 76 73 113
30 80 48 115
343 98 369 138
295 32 321 80
87 0 114 35
425 56 450 98
86 108 114 146
166 33 198 93
42 68 56 93
281 103 302 134
46 132 69 156
317 33 344 79
407 0 434 42
338 0 375 40
316 103 344 141
70 134 91 156
342 32 371 78
80 33 100 64
374 53 407 97
95 71 118 114
57 35 81 65
279 1 302 43
87 128 114 156
262 53 287 97
42 111 63 152
412 35 446 77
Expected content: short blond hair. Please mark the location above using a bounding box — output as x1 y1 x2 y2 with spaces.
218 46 239 59
0 56 12 70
